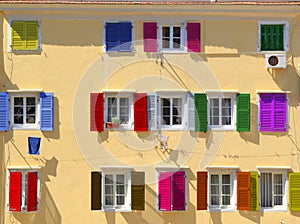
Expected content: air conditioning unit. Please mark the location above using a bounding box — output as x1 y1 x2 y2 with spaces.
265 54 286 69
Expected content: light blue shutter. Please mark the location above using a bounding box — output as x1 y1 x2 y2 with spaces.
147 94 157 130
188 93 195 131
0 92 8 131
40 92 54 131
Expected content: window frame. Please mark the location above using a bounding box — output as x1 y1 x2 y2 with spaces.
257 21 289 53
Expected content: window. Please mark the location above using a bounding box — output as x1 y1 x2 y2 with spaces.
7 169 40 212
258 22 289 52
160 97 183 128
104 22 133 52
10 21 40 51
104 173 127 209
158 24 184 51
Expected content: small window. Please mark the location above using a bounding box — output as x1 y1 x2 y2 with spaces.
160 97 182 127
104 174 127 208
158 24 185 52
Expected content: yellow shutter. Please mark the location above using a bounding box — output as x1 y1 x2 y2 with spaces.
25 21 38 50
11 21 25 50
250 172 259 211
289 173 300 211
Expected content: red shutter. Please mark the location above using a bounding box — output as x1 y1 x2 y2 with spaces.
237 172 250 210
187 23 201 52
90 93 104 131
9 172 22 212
27 172 38 212
197 172 207 210
134 93 148 132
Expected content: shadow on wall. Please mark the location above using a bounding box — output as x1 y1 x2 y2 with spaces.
239 211 263 224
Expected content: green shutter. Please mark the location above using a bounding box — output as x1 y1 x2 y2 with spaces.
236 94 250 132
25 21 39 50
11 21 38 51
261 25 284 51
194 93 207 132
131 172 145 210
289 173 300 212
250 172 259 211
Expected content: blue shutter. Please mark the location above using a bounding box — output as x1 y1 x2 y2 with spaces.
40 92 54 131
106 23 120 52
0 92 8 131
119 22 132 51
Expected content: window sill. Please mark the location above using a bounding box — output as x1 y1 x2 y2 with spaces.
208 207 236 212
9 49 42 54
102 208 131 212
208 127 235 131
159 50 188 54
258 50 287 54
260 207 287 212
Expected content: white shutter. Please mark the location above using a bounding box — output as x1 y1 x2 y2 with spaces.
188 93 195 131
147 94 158 130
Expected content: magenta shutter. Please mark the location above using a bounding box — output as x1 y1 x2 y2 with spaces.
27 172 38 212
158 172 171 211
187 23 200 52
260 93 273 132
143 22 157 52
9 172 22 212
172 171 186 210
273 94 287 132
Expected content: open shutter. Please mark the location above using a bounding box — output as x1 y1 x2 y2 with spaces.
158 172 171 211
90 93 104 132
106 23 120 52
187 23 200 52
11 21 25 50
172 171 186 211
259 93 273 132
237 172 250 210
0 92 9 131
188 93 195 131
9 172 22 212
273 93 287 132
194 93 207 132
143 22 157 52
289 172 300 211
27 172 38 212
91 172 102 210
197 172 207 210
131 172 145 210
236 94 250 132
40 92 54 131
134 93 148 132
250 172 259 211
119 22 132 52
25 21 38 50
147 94 157 130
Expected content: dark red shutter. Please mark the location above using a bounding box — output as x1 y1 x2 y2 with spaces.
90 93 104 131
134 93 148 132
27 172 38 212
9 172 22 212
197 172 207 210
187 23 201 52
237 172 250 210
143 22 157 52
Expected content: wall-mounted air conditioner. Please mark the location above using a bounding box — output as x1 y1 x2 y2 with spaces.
265 54 286 69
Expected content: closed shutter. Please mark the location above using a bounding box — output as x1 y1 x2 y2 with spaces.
143 22 157 52
237 172 250 210
260 93 273 132
147 94 158 130
197 172 207 210
273 94 287 132
194 93 207 132
172 171 186 210
91 172 102 210
25 21 38 50
188 93 195 131
261 25 284 51
236 94 250 132
289 172 300 211
131 172 145 210
187 23 200 52
0 92 9 131
11 21 25 50
250 172 259 211
134 93 148 132
158 172 171 211
27 172 38 212
40 92 54 131
90 93 104 132
119 22 132 52
106 23 120 52
9 172 22 212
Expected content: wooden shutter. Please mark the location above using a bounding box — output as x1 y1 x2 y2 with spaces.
261 25 284 51
91 172 102 210
0 92 8 131
11 21 25 50
158 172 171 211
40 92 54 131
134 93 148 132
194 93 207 132
90 93 104 132
27 172 38 212
143 22 157 52
259 93 273 132
250 172 259 211
172 171 186 211
273 94 287 132
187 23 200 52
9 172 22 212
131 172 145 210
106 23 120 52
197 172 207 210
289 172 300 211
237 172 250 210
147 94 158 130
236 94 250 132
25 21 38 50
119 22 132 52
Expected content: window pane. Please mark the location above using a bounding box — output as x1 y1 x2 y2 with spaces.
116 185 125 194
26 115 36 124
116 175 124 184
274 196 283 206
173 38 181 49
260 173 272 207
14 97 23 106
105 196 113 205
105 175 113 184
162 27 170 49
222 175 230 184
162 27 170 37
222 117 231 125
222 196 230 205
116 196 125 205
211 99 219 107
173 27 181 37
26 97 35 105
222 185 230 195
120 98 128 106
274 174 282 184
211 196 219 205
274 185 282 194
105 185 113 194
211 185 219 194
211 175 219 184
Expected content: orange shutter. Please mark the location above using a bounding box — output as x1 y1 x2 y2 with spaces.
197 172 207 210
237 172 250 210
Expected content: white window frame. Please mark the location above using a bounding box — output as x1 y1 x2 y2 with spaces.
7 168 40 213
257 21 289 53
207 92 236 131
100 167 132 212
8 20 41 52
9 92 40 130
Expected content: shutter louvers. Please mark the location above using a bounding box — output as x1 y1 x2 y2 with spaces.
0 92 9 131
134 93 148 132
188 93 195 131
143 22 157 52
237 172 250 210
106 23 120 52
119 22 132 52
40 92 54 131
197 172 207 210
91 172 102 210
158 172 171 211
289 172 300 211
147 94 157 130
273 93 287 132
25 21 38 50
172 171 186 211
131 172 145 210
187 23 201 52
250 172 259 211
11 21 25 50
90 93 104 132
27 172 38 212
194 93 207 132
260 93 273 132
236 94 250 132
9 172 22 212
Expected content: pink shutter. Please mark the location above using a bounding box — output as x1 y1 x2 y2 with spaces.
27 172 38 212
134 93 148 131
260 94 273 132
158 172 171 211
9 172 22 212
90 93 104 131
273 94 287 132
143 22 157 52
187 23 200 52
172 171 186 210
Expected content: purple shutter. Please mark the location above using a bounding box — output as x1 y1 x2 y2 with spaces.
187 23 200 52
158 172 171 211
172 171 186 210
260 94 273 132
273 94 287 132
143 22 157 52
